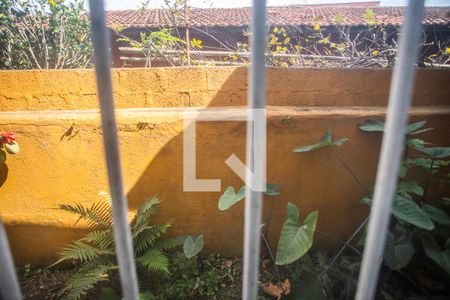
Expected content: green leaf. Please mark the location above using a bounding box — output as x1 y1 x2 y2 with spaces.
153 236 187 251
390 195 434 230
218 186 245 211
359 120 430 135
59 265 112 300
276 203 318 265
362 195 434 230
402 158 449 176
399 162 408 178
183 235 204 259
134 224 169 254
384 232 415 270
358 120 384 132
54 241 113 266
134 196 160 233
5 141 20 154
422 204 450 226
410 128 434 135
406 121 427 134
406 138 430 151
421 233 450 275
137 249 170 274
293 131 347 153
265 184 281 196
218 184 280 210
0 150 5 163
417 147 450 159
397 180 424 196
335 138 349 146
58 201 111 228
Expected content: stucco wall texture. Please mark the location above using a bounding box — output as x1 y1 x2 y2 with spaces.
0 67 449 266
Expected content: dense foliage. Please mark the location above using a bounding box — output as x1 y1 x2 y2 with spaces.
52 195 186 300
295 121 450 299
0 0 92 69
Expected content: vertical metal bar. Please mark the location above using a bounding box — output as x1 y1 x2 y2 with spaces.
0 217 22 300
355 1 424 300
243 0 267 299
88 1 139 299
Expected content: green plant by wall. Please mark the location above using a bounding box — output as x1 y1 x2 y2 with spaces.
217 125 448 299
297 121 450 299
358 120 450 277
51 195 188 300
151 253 241 299
0 0 92 69
115 28 186 67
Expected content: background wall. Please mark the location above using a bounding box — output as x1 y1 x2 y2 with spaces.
0 67 449 265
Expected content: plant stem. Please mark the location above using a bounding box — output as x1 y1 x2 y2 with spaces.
319 216 369 277
261 232 281 281
332 149 370 196
314 149 371 277
315 230 362 255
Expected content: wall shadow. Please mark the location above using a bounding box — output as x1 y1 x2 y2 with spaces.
0 164 8 187
123 68 376 257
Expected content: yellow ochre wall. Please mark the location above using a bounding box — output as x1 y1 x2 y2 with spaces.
0 67 449 266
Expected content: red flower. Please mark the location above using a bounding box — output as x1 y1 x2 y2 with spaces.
0 132 16 144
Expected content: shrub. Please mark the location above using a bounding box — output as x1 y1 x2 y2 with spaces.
52 195 185 300
0 0 92 69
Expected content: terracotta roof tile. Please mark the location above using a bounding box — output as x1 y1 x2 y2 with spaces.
106 6 450 28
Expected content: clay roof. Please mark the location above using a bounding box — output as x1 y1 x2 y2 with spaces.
106 6 450 29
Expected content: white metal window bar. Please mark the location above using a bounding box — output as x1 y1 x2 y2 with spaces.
88 0 140 299
243 0 267 299
355 1 425 299
0 217 22 300
0 1 427 300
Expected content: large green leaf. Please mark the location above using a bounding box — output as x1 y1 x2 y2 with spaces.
183 235 204 259
406 121 427 134
359 120 430 135
218 186 245 211
218 184 280 211
362 195 434 230
406 138 430 151
359 120 384 132
416 147 450 159
421 233 450 275
397 180 423 197
293 131 348 153
422 204 450 226
389 195 434 230
276 203 318 265
384 232 415 270
401 158 450 177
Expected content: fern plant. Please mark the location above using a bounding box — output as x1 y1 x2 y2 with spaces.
52 194 185 300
